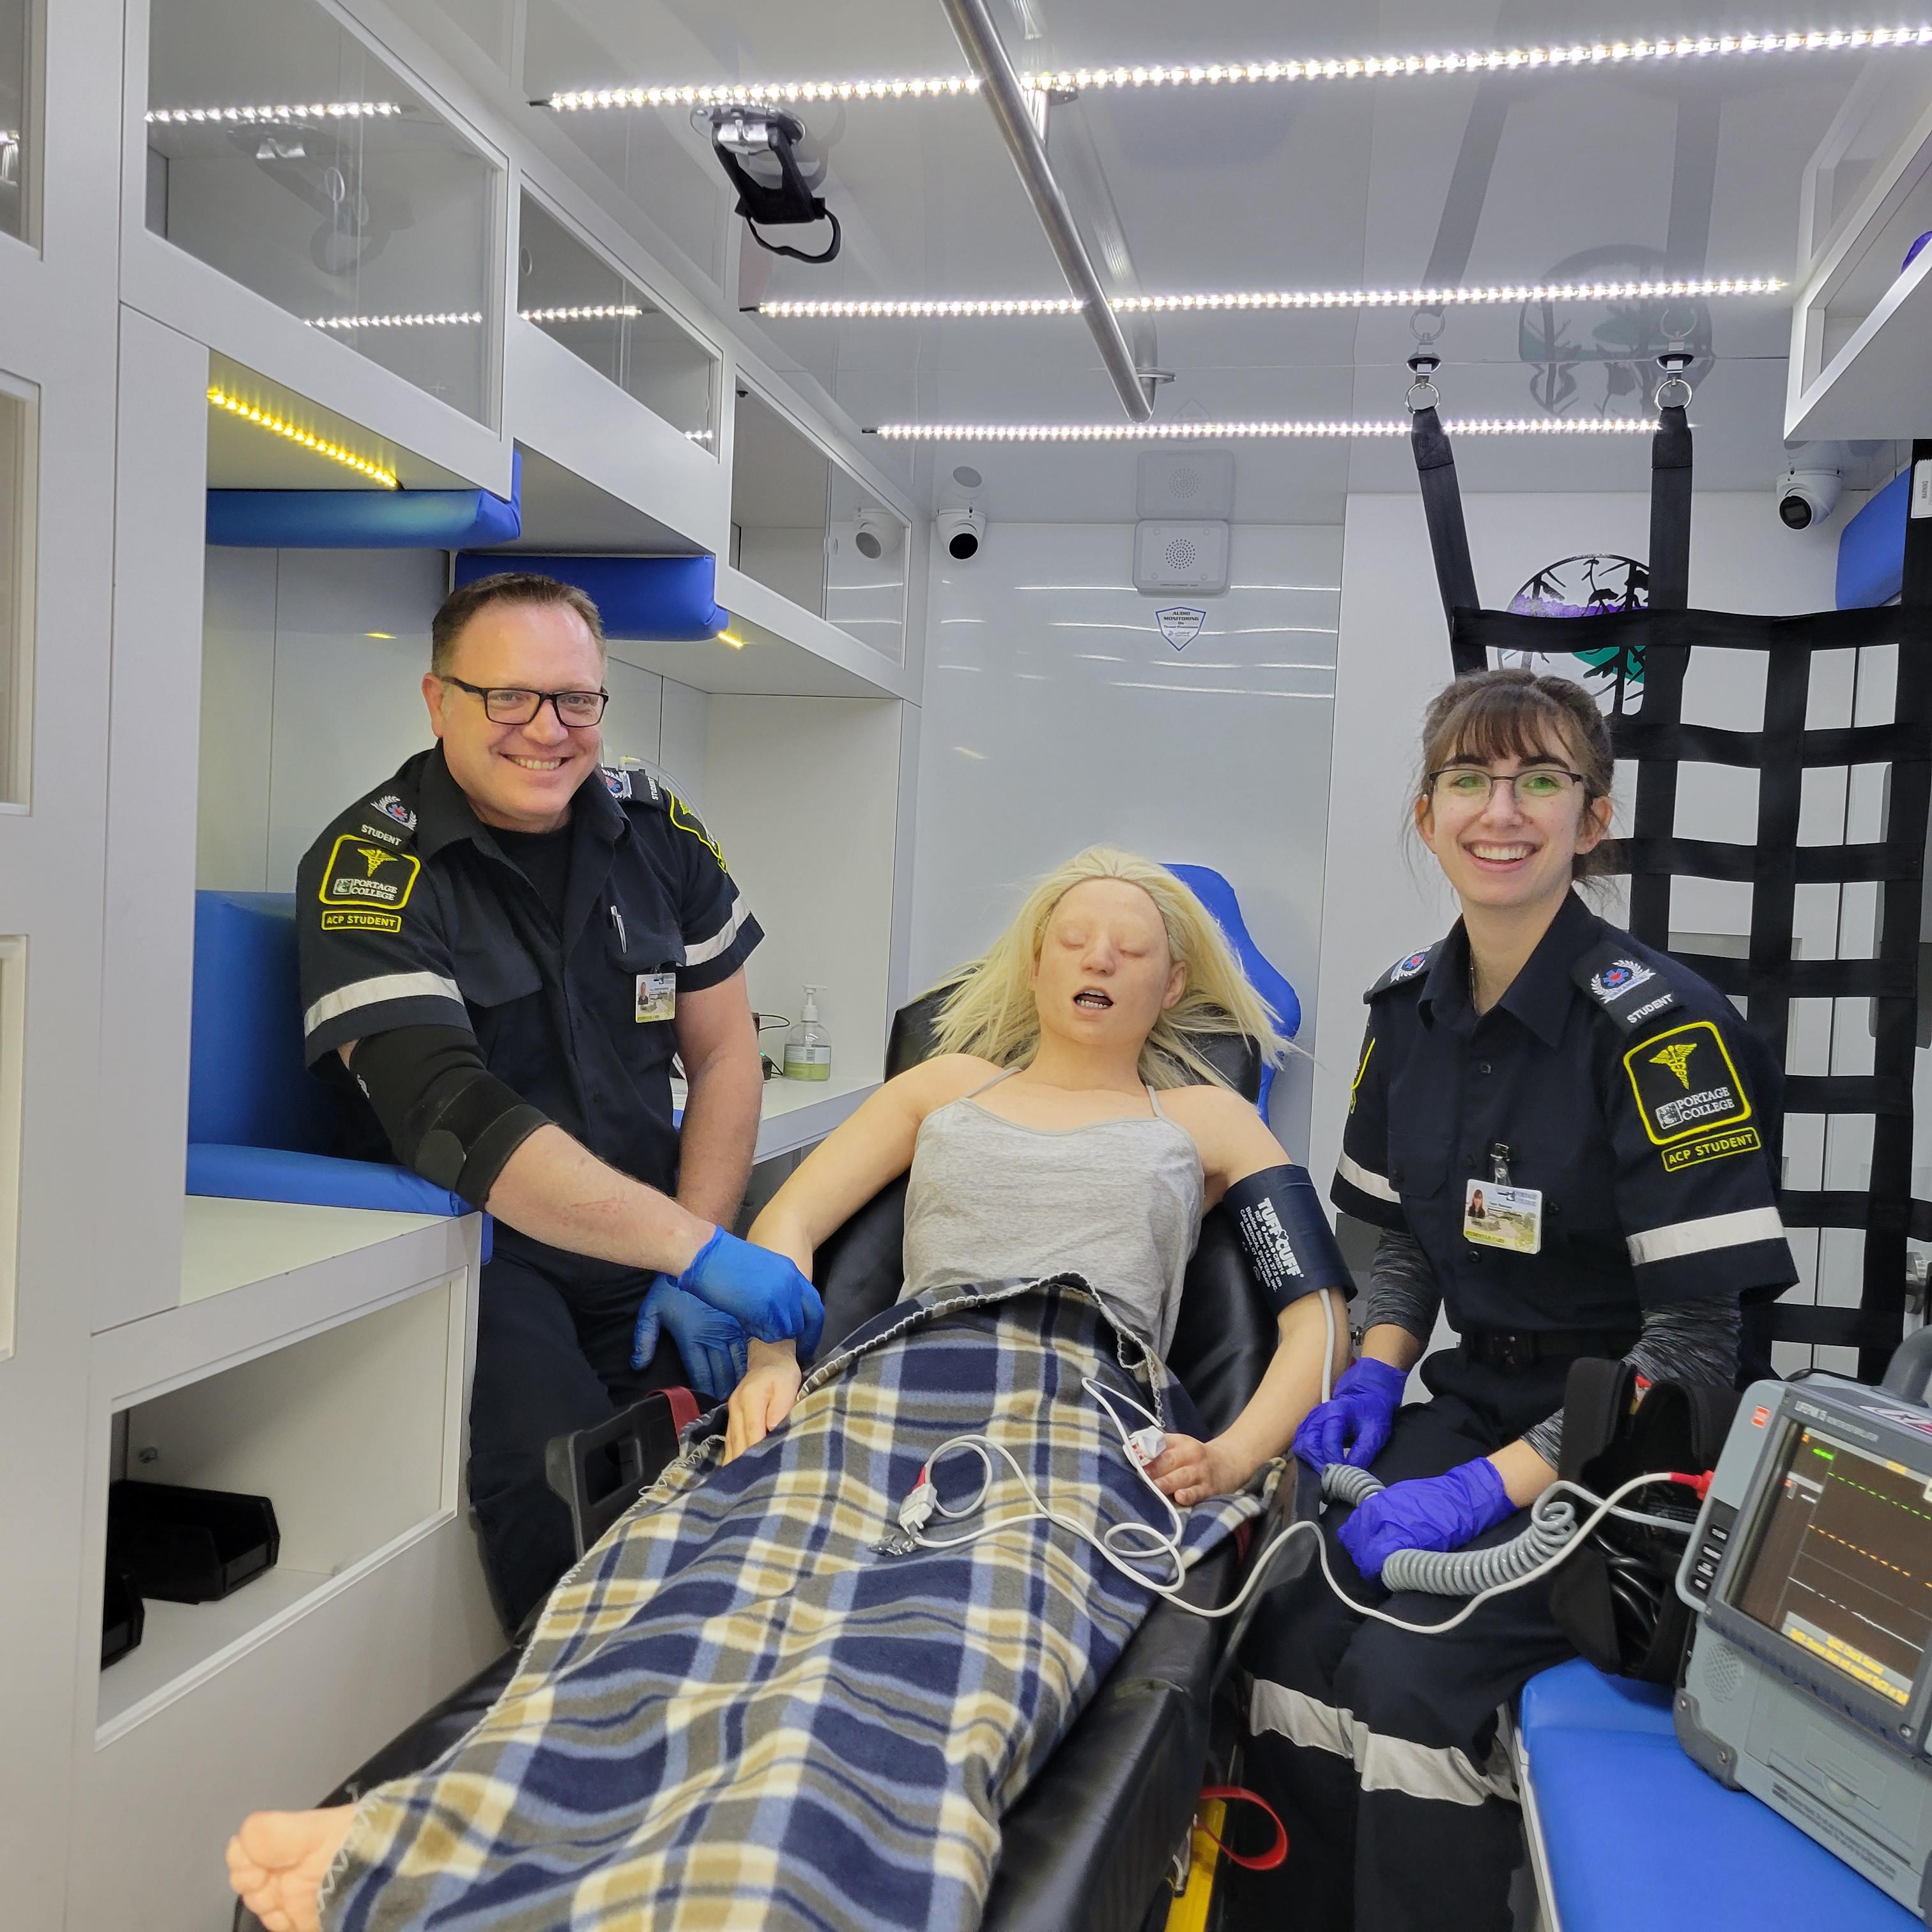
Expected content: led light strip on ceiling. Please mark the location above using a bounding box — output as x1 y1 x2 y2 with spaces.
519 303 643 322
546 25 1932 109
871 417 1658 441
207 385 399 486
147 100 401 125
303 304 644 330
760 278 1782 319
309 310 484 330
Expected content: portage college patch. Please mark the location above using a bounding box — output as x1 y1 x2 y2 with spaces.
318 832 420 933
1623 1019 1758 1167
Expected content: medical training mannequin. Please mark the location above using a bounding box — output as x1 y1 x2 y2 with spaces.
227 847 1349 1932
1235 668 1796 1932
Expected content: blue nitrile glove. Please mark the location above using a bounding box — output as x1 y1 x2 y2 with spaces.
1292 1358 1409 1472
676 1227 825 1356
631 1278 749 1402
1337 1457 1516 1584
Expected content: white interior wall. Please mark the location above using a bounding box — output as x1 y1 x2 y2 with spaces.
908 522 1343 1159
1311 487 1868 1369
197 547 712 891
703 695 904 1077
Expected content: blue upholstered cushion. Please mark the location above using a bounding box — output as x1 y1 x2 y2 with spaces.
1521 1659 1919 1931
1162 863 1300 1128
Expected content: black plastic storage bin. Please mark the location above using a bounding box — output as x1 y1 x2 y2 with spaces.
107 1480 280 1603
100 1567 144 1667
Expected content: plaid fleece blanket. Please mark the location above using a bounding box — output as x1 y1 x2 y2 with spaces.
321 1278 1263 1932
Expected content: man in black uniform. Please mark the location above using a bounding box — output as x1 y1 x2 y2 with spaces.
296 571 822 1632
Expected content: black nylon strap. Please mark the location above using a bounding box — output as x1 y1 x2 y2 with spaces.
1781 1075 1916 1117
1648 404 1692 611
1620 838 1913 885
1409 404 1485 672
1767 1303 1917 1351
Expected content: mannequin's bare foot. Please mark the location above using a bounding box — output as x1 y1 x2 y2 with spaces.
226 1805 356 1932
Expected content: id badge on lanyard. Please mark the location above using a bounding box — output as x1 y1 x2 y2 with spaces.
1464 1141 1543 1255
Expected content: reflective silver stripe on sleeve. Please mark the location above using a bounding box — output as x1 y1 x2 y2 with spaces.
303 971 465 1039
1249 1680 1514 1807
1626 1205 1788 1267
684 894 749 967
1336 1150 1400 1204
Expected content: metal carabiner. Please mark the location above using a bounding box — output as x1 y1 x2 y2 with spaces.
1406 349 1443 415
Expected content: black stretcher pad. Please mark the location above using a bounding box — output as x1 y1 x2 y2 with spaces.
236 993 1280 1932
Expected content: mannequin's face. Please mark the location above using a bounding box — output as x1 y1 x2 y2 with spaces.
1030 879 1186 1056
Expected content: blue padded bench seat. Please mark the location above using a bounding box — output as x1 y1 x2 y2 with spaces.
1519 1657 1918 1931
189 891 482 1230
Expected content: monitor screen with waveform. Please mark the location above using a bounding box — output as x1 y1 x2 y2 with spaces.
1732 1423 1932 1708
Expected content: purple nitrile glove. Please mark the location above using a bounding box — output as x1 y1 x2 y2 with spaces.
1292 1358 1409 1473
676 1226 825 1356
631 1278 749 1403
1337 1456 1516 1583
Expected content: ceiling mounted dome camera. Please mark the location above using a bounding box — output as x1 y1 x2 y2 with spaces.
854 507 903 561
937 502 985 562
1775 464 1842 531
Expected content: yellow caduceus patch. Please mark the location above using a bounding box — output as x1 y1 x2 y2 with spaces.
668 792 729 872
319 832 420 914
1623 1020 1751 1147
1650 1040 1699 1090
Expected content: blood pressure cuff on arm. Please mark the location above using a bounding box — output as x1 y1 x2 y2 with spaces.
1224 1163 1357 1314
348 1026 551 1208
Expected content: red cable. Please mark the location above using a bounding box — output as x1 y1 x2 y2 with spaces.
1197 1785 1289 1871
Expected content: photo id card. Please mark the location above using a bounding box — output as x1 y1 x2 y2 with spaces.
635 972 677 1023
1464 1177 1543 1254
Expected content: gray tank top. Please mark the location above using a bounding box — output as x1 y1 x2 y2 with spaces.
898 1070 1205 1356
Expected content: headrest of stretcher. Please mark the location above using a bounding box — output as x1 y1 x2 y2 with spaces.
814 986 1278 1439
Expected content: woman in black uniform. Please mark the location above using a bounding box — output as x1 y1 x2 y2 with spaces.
1236 668 1797 1932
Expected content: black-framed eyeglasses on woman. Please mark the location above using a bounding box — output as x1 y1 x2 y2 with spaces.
1427 765 1588 809
441 675 610 727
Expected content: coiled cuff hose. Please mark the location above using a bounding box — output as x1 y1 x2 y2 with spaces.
1319 1462 1581 1596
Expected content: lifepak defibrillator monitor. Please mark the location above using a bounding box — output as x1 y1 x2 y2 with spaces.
1676 1346 1932 1918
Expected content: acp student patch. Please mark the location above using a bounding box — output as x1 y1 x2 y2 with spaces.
318 832 420 933
1623 1019 1754 1151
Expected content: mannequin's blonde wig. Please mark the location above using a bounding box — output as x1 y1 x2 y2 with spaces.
929 847 1289 1089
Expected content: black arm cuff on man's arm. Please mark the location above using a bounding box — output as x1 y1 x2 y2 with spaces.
348 1026 551 1208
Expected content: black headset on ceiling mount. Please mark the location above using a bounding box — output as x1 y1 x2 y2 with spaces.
707 104 842 265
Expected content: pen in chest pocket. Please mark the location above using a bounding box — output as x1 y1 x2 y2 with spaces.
611 903 627 949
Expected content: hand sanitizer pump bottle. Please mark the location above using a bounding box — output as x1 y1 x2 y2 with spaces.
783 986 832 1081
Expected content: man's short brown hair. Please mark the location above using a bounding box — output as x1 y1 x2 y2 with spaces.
431 572 607 676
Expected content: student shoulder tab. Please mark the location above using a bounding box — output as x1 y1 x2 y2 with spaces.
600 764 664 809
1366 942 1441 1001
1571 940 1684 1034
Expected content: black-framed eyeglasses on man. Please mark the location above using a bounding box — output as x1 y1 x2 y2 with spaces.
441 676 610 728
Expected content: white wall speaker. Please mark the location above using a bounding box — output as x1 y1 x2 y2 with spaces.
1136 450 1234 521
1133 521 1230 595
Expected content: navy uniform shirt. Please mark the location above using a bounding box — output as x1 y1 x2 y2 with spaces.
1331 892 1796 1335
295 747 762 1204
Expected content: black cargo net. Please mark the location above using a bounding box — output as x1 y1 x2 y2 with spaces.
1413 401 1932 1383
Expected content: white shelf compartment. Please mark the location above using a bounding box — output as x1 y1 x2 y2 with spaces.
72 1208 500 1931
1786 92 1932 440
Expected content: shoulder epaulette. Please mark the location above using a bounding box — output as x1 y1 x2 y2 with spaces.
1571 940 1683 1035
351 788 420 847
1365 942 1441 1001
600 763 664 808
